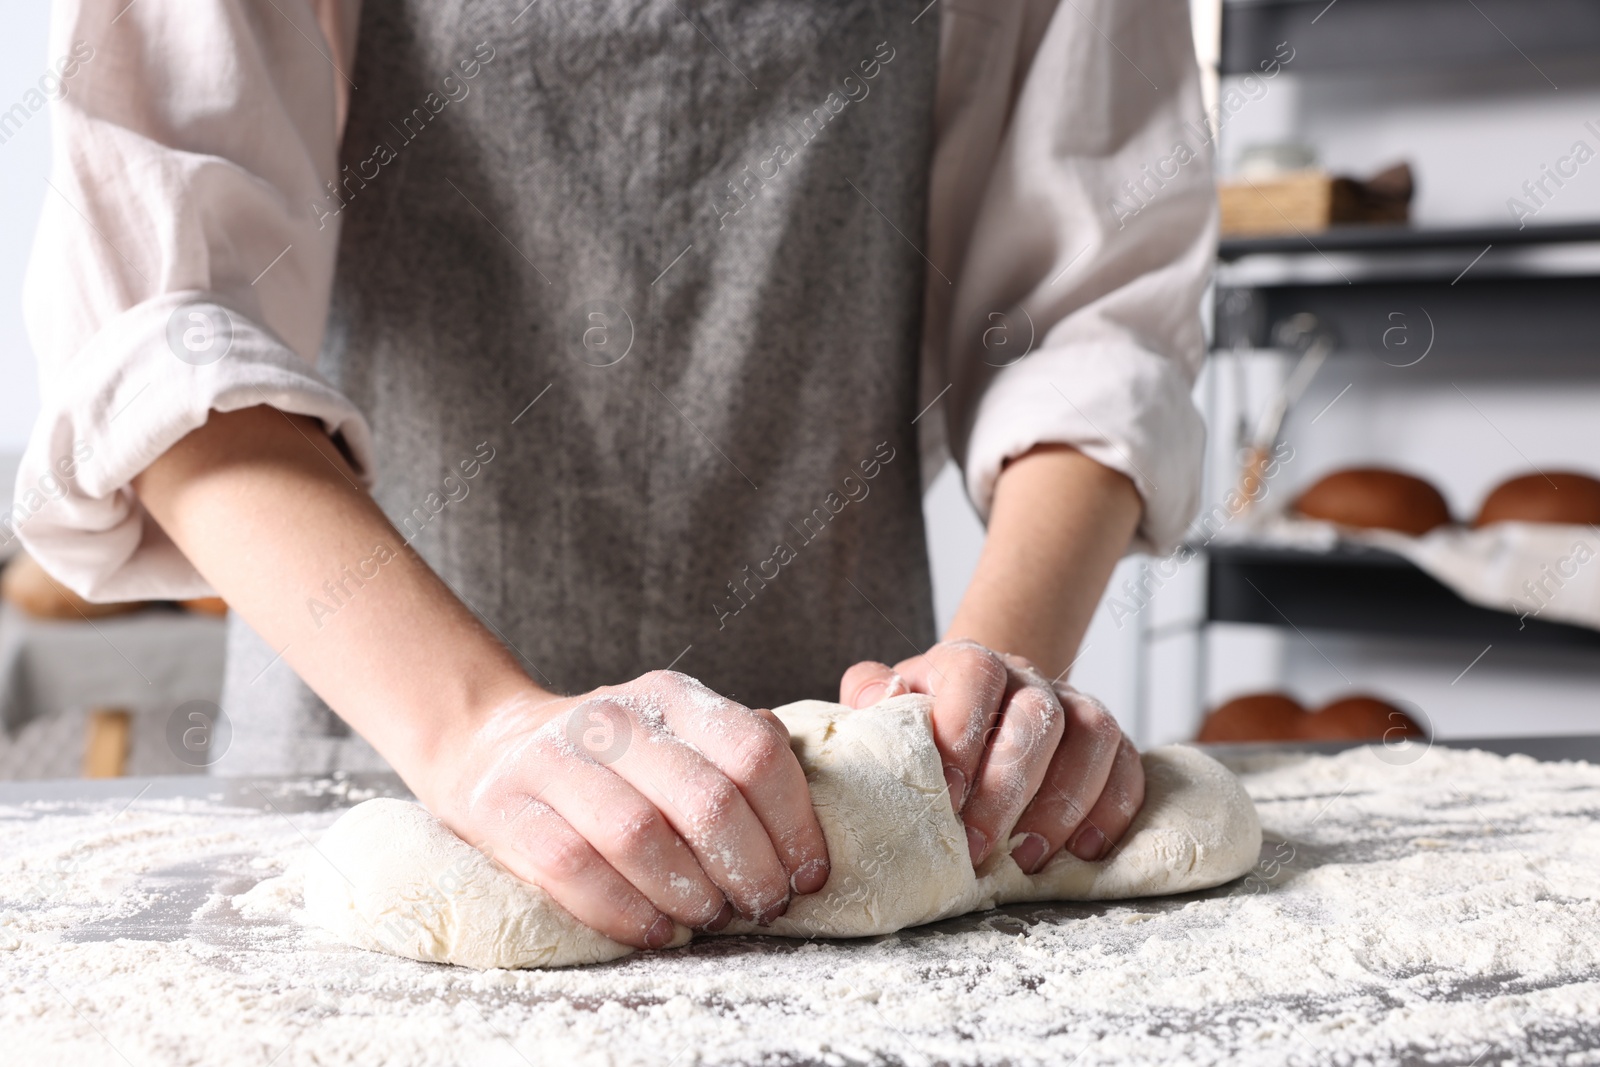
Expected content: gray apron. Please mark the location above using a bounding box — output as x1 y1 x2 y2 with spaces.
217 0 938 774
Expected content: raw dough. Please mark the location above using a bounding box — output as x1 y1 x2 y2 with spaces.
302 695 1261 969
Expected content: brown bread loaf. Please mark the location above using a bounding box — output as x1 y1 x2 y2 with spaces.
1473 471 1600 528
1294 467 1453 536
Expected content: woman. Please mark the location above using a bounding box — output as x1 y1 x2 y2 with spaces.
18 0 1213 949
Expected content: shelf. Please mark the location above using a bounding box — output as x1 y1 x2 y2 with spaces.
1212 223 1600 355
1216 223 1600 288
1218 222 1600 262
1220 0 1600 76
1204 542 1600 650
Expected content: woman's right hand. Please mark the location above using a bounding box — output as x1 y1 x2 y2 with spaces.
128 409 828 951
417 670 831 950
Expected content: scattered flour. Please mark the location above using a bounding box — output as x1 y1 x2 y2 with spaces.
2 743 1599 1065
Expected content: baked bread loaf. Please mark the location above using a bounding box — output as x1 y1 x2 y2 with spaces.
0 552 147 620
1473 471 1600 528
179 596 230 616
1196 692 1306 743
1294 467 1452 536
1198 691 1426 744
1301 695 1425 742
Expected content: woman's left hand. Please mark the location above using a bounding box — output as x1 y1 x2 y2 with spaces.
840 640 1144 874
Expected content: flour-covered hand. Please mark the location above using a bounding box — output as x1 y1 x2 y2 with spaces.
423 671 830 951
840 641 1143 872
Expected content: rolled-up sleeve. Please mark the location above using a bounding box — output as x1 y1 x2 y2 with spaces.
11 0 371 601
927 0 1215 555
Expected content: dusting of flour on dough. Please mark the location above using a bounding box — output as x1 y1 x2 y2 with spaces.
301 697 1259 966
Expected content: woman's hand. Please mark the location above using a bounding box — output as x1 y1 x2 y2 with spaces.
418 670 830 950
130 409 826 951
841 640 1144 873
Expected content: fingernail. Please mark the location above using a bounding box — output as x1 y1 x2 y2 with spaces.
701 901 734 933
756 896 790 926
965 824 988 865
1011 832 1049 875
644 914 676 949
944 765 966 812
855 681 889 707
1069 824 1108 862
790 858 830 895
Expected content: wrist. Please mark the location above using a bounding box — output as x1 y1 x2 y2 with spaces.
391 670 559 816
947 445 1140 677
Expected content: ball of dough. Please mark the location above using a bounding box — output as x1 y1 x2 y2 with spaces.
1294 467 1452 536
1473 471 1600 528
1197 692 1306 743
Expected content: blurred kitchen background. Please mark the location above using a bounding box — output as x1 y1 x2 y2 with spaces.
2 0 1598 778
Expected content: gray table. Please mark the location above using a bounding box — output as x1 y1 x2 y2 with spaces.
3 736 1598 1066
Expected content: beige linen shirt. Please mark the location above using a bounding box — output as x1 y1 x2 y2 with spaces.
14 0 1215 600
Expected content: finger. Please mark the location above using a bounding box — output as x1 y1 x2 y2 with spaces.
1007 687 1125 874
894 641 1009 814
650 672 832 900
956 659 1064 867
839 661 907 708
606 712 793 924
1064 735 1145 863
531 715 733 929
492 797 684 950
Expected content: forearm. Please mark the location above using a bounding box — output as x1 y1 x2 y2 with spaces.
132 406 536 794
945 445 1141 680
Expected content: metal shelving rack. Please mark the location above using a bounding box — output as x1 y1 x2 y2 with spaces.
1219 0 1600 76
1178 1 1600 726
1204 222 1600 652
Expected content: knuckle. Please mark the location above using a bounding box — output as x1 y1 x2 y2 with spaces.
1002 653 1049 687
934 642 1007 690
729 722 789 780
748 706 789 736
1001 651 1037 671
682 776 742 830
534 835 594 884
610 807 667 855
1062 692 1121 746
1064 686 1115 726
962 645 1008 682
985 696 1060 770
528 733 576 766
1081 708 1121 749
1014 687 1063 733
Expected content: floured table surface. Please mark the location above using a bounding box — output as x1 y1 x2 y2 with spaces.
3 739 1600 1067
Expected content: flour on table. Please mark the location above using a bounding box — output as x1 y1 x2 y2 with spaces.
302 695 1262 968
7 740 1600 1065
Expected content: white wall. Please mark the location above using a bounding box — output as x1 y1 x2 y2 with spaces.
1220 54 1600 227
0 3 50 458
